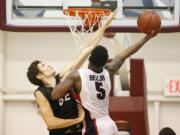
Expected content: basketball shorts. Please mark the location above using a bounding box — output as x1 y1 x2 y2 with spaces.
82 115 118 135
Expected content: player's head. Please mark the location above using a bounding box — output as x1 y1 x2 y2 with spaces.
89 45 109 68
159 127 176 135
27 60 56 86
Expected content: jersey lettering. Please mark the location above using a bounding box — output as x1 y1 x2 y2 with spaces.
89 75 105 81
58 93 71 106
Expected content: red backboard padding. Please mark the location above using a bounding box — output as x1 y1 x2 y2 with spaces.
109 59 149 135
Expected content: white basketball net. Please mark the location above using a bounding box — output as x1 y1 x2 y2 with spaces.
64 9 109 52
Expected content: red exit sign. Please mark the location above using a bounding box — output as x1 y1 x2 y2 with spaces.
164 78 180 96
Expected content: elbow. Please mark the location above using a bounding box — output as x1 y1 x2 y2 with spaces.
46 118 64 130
47 120 69 130
47 123 55 130
47 123 58 130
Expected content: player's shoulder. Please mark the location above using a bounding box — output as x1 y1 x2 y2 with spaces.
34 86 49 99
34 90 49 104
35 90 45 99
104 64 115 79
104 63 114 72
68 70 80 78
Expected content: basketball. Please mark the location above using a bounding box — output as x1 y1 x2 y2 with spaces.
137 10 161 34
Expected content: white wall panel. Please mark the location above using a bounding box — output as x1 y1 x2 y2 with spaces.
5 32 78 90
160 103 180 135
5 101 48 135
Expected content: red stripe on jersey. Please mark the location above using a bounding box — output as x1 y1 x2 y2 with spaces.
83 120 87 135
72 92 82 103
94 119 99 135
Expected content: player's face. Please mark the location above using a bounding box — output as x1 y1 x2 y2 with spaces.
37 63 56 78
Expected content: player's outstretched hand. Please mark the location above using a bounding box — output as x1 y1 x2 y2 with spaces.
146 30 159 40
103 9 118 28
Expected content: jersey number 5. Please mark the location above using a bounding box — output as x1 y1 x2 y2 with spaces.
95 82 105 100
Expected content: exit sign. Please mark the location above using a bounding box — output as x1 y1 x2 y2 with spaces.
164 77 180 96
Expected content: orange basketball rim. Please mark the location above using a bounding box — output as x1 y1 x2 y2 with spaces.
63 8 111 28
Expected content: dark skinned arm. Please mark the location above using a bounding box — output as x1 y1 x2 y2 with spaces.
51 71 81 100
105 31 158 80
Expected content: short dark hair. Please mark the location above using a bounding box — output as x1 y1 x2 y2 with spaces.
27 60 43 86
159 127 176 135
89 45 109 67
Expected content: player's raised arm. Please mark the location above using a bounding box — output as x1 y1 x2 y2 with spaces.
59 10 118 80
105 31 158 79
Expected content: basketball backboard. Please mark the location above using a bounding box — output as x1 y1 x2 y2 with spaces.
0 0 180 32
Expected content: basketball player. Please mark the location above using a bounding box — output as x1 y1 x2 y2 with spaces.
51 31 158 135
27 10 117 135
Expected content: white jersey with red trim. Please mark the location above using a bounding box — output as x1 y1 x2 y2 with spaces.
78 68 111 119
